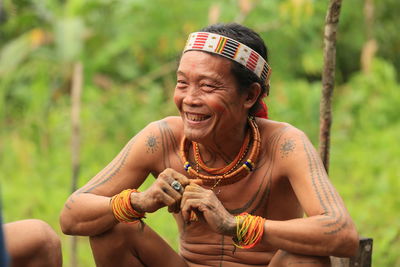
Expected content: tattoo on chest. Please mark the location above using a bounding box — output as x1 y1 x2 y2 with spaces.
280 138 296 158
226 127 290 215
146 133 160 153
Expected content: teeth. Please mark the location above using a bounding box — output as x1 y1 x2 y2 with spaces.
186 113 209 121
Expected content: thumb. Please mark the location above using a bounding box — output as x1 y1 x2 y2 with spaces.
190 179 203 186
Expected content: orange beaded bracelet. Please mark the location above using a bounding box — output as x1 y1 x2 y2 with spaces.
110 189 145 223
233 212 265 249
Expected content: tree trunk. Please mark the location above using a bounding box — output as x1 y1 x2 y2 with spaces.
319 0 343 173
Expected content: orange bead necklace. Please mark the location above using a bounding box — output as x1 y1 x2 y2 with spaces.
180 117 261 186
192 128 250 175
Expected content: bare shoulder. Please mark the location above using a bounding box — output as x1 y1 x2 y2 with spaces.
144 116 184 148
256 118 306 146
137 116 184 172
156 116 184 138
255 118 311 170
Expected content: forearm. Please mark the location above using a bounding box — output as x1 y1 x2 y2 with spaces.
262 215 359 257
60 193 117 236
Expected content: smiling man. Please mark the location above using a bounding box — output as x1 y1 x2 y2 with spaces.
60 23 358 266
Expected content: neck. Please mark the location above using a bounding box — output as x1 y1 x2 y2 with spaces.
196 118 249 165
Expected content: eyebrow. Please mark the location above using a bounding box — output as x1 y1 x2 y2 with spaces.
176 70 224 83
176 70 187 77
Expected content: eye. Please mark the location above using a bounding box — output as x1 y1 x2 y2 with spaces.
176 80 188 89
201 83 217 92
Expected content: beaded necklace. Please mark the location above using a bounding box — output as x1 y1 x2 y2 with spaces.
180 117 261 186
192 129 250 175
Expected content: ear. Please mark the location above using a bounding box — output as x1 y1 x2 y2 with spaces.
243 82 261 110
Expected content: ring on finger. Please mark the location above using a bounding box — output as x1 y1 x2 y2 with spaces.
171 180 183 192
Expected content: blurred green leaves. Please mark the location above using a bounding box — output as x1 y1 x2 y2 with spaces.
54 17 85 63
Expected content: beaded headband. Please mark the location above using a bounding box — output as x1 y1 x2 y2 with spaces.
183 32 272 84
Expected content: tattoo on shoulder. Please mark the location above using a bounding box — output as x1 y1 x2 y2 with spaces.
280 138 296 158
146 133 160 153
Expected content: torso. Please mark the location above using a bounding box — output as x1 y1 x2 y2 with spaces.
150 116 303 266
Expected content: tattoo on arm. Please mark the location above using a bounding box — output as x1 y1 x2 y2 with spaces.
70 136 136 199
301 135 347 235
157 121 180 169
280 138 296 158
65 137 136 209
146 133 160 153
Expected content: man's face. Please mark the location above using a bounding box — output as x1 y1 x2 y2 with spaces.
174 51 248 143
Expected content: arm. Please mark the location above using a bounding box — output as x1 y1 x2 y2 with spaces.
181 127 358 257
60 119 189 236
262 127 359 257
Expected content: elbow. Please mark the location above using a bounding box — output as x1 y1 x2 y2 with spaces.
59 210 76 235
330 226 359 257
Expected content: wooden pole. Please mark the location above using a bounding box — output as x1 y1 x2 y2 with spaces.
361 0 377 73
70 62 83 267
319 0 343 173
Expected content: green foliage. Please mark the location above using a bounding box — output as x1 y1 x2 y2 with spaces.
330 58 400 266
1 0 400 266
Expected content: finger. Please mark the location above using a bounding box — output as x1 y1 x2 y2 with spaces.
180 190 197 211
191 179 203 186
159 169 187 193
159 179 183 201
170 180 185 194
157 188 177 207
180 191 206 213
175 174 191 187
169 170 191 187
185 184 207 193
168 202 180 213
182 191 203 200
158 171 176 185
181 198 201 223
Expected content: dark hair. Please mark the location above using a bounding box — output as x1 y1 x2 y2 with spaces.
199 23 270 116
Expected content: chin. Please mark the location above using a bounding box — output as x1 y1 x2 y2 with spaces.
181 117 213 142
183 128 204 142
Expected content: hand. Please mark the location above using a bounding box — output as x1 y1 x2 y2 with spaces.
130 168 190 214
181 182 236 236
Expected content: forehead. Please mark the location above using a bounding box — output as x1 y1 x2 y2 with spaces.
178 51 233 79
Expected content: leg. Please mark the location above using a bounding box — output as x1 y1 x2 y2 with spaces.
90 221 188 267
269 250 331 267
4 219 62 267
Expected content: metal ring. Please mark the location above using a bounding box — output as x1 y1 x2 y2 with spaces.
171 180 182 192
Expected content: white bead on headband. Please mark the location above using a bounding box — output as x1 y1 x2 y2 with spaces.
183 32 272 84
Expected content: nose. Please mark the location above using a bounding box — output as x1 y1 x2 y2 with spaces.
182 85 202 106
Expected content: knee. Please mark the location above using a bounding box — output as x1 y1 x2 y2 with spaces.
33 220 62 258
270 250 331 267
90 222 137 249
6 219 62 267
90 222 145 254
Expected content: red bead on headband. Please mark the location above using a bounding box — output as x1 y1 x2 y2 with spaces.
183 32 272 85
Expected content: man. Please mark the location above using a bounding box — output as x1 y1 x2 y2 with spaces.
60 23 358 266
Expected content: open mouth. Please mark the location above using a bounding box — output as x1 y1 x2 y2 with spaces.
185 112 211 122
